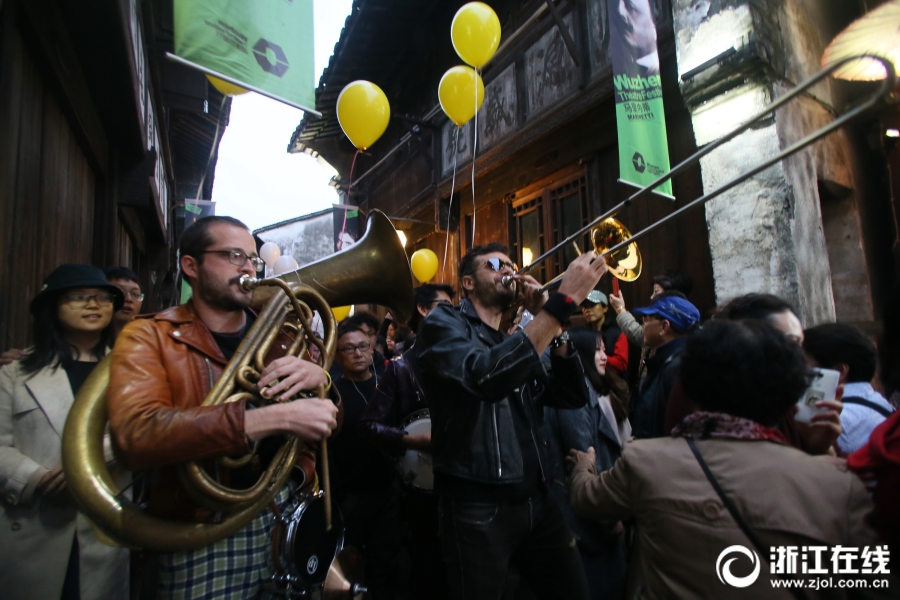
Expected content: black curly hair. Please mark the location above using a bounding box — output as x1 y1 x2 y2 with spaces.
681 320 812 426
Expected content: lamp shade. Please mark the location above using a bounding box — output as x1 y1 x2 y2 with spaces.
821 0 900 81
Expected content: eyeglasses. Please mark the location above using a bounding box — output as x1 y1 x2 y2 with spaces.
62 293 115 308
483 258 518 273
202 249 265 272
337 342 372 355
122 291 145 301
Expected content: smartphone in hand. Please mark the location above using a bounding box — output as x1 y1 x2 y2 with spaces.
794 368 840 423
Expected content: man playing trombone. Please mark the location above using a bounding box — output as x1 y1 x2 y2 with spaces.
107 216 339 598
417 242 608 600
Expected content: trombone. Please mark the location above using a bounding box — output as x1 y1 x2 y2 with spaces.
504 54 897 293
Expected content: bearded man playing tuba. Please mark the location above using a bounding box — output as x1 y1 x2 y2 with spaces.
108 216 339 598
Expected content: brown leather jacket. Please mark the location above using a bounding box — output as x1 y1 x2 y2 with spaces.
108 300 321 521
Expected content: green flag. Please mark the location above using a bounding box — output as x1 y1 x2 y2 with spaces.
607 0 672 196
173 0 317 113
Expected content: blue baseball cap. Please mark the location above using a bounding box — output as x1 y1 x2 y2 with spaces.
633 295 700 331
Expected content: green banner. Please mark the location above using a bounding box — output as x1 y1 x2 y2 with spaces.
174 0 315 112
607 0 672 196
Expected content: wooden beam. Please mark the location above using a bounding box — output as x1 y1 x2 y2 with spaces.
545 0 580 66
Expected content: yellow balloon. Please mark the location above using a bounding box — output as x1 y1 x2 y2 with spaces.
451 2 502 68
410 249 439 283
439 66 485 127
332 305 352 322
336 81 391 150
206 75 249 96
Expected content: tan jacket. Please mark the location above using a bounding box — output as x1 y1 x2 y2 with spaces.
570 437 888 599
0 360 128 600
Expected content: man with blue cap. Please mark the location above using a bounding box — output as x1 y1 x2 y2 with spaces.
629 293 700 438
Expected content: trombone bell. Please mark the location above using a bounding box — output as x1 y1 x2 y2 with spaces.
591 218 642 282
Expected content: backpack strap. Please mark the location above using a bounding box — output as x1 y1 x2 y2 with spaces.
842 396 893 419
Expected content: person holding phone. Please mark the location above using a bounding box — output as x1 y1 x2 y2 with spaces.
663 293 845 455
803 323 894 454
569 320 884 598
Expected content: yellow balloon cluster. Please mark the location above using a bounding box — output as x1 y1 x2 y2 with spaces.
336 81 391 150
439 66 485 127
410 249 439 283
440 3 500 127
206 75 249 96
451 3 502 68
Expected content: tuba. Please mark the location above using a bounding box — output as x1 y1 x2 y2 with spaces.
62 210 413 551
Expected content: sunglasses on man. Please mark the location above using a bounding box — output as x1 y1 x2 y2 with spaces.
482 258 518 273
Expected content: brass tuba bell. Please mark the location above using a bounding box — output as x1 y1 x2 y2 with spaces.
62 210 414 551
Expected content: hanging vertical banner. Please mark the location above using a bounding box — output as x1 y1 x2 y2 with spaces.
172 0 317 113
607 0 672 196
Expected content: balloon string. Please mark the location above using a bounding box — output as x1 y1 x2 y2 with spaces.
338 149 361 251
442 127 461 283
471 68 479 245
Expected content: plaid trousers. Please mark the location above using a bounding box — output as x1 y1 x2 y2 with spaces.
155 485 293 600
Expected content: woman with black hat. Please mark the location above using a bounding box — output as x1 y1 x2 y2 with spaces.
0 264 129 600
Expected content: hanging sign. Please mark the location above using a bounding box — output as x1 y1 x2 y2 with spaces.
607 0 672 196
172 0 318 114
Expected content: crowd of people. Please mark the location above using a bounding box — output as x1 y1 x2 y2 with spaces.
0 215 897 599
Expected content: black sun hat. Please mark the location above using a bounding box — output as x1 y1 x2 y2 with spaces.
30 264 126 315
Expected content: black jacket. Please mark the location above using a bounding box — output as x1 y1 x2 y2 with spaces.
417 299 589 485
630 336 687 439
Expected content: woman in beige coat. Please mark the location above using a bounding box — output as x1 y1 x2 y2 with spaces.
569 320 888 599
0 264 129 600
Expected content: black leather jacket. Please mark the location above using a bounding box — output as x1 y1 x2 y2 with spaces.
417 299 589 485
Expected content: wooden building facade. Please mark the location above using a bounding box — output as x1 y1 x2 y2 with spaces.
291 0 716 317
0 0 231 349
291 0 899 333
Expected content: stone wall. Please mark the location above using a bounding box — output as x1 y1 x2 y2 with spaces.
671 0 871 325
